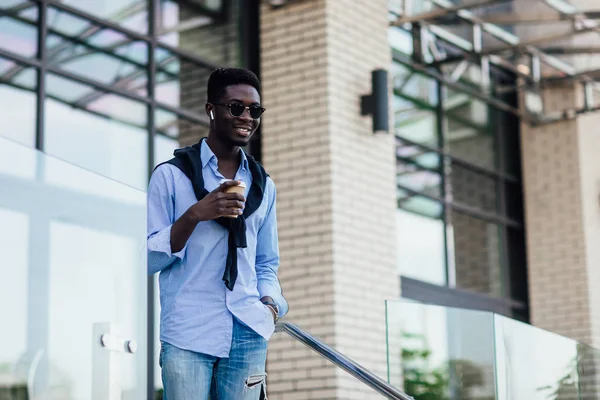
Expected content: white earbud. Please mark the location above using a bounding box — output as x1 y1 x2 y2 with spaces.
210 110 214 120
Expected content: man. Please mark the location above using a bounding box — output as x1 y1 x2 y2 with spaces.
147 68 288 400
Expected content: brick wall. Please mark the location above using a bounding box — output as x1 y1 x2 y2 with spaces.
328 0 398 397
520 85 600 347
260 2 337 398
260 0 399 398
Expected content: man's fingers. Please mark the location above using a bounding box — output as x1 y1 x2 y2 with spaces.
223 200 245 209
215 180 242 192
224 192 246 202
218 207 243 217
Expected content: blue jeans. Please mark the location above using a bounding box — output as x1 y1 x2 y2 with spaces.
159 318 268 400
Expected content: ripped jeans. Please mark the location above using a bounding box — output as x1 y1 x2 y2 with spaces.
160 318 268 400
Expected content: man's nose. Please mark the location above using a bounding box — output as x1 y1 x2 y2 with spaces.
238 108 253 121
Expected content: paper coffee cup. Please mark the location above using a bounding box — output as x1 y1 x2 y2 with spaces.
220 179 246 218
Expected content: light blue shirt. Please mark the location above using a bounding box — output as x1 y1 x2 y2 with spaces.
147 140 288 357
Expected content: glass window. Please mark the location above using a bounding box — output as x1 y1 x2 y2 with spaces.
0 1 38 59
396 137 441 169
393 63 438 107
449 210 504 298
158 0 239 66
397 163 442 198
505 181 524 221
46 7 148 96
395 108 439 149
45 74 148 190
155 47 212 124
444 90 496 170
494 107 521 177
450 163 499 214
397 188 443 219
389 26 413 55
154 109 208 166
0 59 36 147
59 0 148 33
397 209 447 286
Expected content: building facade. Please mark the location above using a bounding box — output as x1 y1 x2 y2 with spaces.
1 0 600 399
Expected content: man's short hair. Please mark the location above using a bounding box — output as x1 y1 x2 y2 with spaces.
207 68 261 103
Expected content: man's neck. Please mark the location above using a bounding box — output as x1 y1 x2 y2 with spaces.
206 134 241 179
206 134 240 163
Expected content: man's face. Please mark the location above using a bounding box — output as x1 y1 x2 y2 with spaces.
210 84 261 147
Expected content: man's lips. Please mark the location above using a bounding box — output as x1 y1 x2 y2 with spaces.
233 126 252 136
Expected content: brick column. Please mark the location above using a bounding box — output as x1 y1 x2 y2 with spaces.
521 84 600 348
260 1 399 399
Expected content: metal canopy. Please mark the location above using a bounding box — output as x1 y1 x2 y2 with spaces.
390 0 600 125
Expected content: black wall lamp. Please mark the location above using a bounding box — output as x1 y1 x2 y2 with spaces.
361 69 389 134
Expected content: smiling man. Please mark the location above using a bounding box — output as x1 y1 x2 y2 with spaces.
147 68 288 400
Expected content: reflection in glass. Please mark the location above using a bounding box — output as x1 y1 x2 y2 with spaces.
0 136 147 399
45 75 148 190
155 47 213 118
575 342 600 400
157 0 239 66
392 63 438 107
396 138 441 169
60 0 148 33
450 210 503 297
397 164 441 198
0 3 38 58
155 106 208 150
388 26 413 55
495 315 580 399
0 209 29 391
450 163 499 214
397 209 446 286
0 61 37 146
397 188 443 219
395 107 438 149
386 301 497 398
153 110 202 171
154 134 179 169
45 12 148 95
444 90 496 170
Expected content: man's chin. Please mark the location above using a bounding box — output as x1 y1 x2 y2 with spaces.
229 134 252 147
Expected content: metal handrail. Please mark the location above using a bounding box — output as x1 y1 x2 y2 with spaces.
275 321 415 400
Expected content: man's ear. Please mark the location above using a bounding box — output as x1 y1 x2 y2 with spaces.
205 103 214 120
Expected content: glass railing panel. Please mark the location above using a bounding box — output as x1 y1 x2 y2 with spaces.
494 314 580 400
576 342 600 399
386 300 497 399
0 137 147 400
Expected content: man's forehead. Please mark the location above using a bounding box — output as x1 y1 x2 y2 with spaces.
222 84 260 101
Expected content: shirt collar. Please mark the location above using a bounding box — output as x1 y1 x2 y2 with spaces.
200 139 217 168
200 139 249 171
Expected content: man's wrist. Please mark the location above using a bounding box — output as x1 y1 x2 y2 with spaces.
185 206 204 224
265 304 278 321
261 297 279 321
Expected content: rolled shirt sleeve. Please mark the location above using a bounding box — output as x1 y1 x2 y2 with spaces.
255 181 289 317
147 165 187 275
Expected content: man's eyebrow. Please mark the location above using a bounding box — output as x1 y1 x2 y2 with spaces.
228 98 260 105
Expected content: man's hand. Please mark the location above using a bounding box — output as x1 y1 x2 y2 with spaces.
170 180 245 253
261 296 278 322
188 180 246 222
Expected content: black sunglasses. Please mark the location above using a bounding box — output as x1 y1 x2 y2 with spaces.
212 102 266 119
